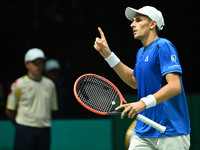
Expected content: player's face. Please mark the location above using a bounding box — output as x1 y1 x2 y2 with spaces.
26 58 44 78
130 14 152 40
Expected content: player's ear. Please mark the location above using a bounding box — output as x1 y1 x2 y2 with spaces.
25 62 29 69
150 21 157 30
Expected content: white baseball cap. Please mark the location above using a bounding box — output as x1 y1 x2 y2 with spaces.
44 59 61 72
125 6 165 30
24 48 46 63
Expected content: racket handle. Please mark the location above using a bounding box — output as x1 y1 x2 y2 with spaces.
107 111 122 115
136 114 166 133
107 111 166 133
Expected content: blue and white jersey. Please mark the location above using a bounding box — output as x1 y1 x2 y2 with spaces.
133 37 190 138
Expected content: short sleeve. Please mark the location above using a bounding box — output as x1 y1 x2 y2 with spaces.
6 80 21 110
51 87 58 111
133 64 137 78
159 41 182 76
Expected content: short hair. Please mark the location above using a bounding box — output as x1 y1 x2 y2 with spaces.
155 26 160 35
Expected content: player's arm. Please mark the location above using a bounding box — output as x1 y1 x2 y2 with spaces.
5 109 17 125
51 87 58 111
153 72 181 104
113 62 137 89
6 80 21 125
115 72 181 119
94 27 137 89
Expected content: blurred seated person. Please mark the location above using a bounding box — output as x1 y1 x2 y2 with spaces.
45 59 71 118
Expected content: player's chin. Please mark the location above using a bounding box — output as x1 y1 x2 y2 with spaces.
133 34 140 40
35 70 43 76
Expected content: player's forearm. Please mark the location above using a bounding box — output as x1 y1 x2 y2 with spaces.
102 51 137 89
153 73 181 104
113 62 137 89
5 109 17 125
153 81 181 104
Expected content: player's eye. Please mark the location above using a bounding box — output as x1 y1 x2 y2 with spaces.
135 18 142 22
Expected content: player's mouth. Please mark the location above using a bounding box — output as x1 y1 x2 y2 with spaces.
133 30 137 34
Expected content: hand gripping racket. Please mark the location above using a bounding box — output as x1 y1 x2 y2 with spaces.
73 74 166 133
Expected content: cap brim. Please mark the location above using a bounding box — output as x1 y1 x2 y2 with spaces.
125 7 139 21
25 56 46 63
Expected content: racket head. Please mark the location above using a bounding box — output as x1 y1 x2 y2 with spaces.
73 74 126 115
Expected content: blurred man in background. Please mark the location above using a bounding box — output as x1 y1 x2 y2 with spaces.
6 48 58 150
45 59 71 118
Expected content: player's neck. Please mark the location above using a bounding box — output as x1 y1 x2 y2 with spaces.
27 72 42 81
141 33 158 47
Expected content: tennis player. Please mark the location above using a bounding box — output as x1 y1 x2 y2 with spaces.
94 6 190 150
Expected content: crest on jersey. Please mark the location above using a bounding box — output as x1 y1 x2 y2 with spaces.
145 56 149 62
171 55 176 63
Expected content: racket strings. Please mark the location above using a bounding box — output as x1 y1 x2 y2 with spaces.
76 76 120 113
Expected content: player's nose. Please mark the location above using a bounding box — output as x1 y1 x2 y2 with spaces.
130 21 136 28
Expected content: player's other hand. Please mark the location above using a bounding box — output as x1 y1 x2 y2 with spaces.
115 101 146 119
94 27 112 58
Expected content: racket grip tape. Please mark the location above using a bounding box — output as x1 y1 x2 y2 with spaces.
136 114 166 133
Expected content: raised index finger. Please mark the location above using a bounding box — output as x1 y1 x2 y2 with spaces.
98 27 105 40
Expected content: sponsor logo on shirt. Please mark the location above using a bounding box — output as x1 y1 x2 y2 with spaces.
168 65 180 69
171 55 176 62
145 56 149 62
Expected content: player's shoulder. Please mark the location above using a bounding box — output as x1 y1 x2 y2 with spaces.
157 38 174 48
12 75 27 88
157 38 178 55
42 76 55 87
42 76 53 83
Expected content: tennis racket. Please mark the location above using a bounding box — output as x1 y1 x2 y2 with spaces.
73 73 166 133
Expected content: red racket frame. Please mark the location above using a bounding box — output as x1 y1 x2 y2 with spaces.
73 73 127 115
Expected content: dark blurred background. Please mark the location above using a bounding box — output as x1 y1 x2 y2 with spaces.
0 0 199 118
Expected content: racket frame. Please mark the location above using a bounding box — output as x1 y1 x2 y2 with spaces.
73 74 126 115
